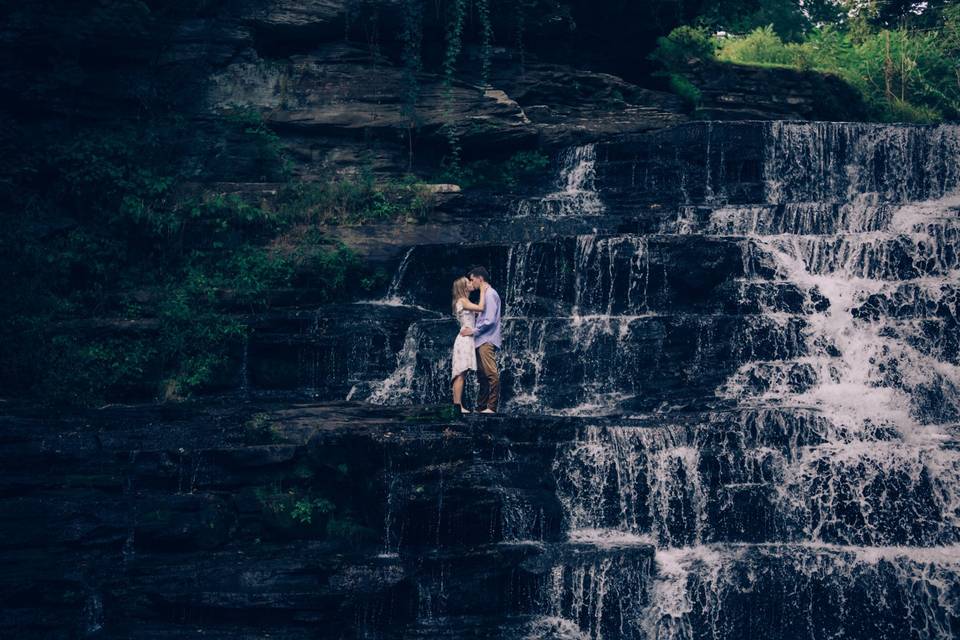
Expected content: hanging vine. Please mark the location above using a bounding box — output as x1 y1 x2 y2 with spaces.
476 0 494 87
400 0 425 171
441 0 467 177
347 0 507 177
514 0 527 72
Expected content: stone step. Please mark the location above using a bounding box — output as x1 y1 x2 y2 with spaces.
0 539 652 639
754 233 959 280
345 313 807 413
670 202 960 236
639 542 960 640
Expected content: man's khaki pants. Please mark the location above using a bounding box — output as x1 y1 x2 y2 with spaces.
476 343 500 411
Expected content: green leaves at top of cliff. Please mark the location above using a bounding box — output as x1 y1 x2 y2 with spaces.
651 2 960 123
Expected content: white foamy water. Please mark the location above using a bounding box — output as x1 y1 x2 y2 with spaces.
381 246 415 306
516 145 605 217
544 123 960 639
726 196 960 435
568 528 655 548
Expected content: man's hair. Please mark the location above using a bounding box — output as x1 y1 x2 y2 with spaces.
467 266 491 281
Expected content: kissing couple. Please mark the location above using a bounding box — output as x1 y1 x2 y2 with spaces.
450 266 502 414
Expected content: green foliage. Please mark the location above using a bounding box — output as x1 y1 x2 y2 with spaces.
476 0 494 86
649 26 717 70
667 73 702 110
697 0 814 42
399 0 425 131
717 25 800 66
37 334 158 407
256 487 333 527
394 0 517 168
438 150 550 190
224 107 292 179
656 3 958 123
290 497 334 525
440 0 468 174
245 413 284 445
275 173 435 226
0 111 393 405
717 22 960 122
154 276 248 398
253 485 371 542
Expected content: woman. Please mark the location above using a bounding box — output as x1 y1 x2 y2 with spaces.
451 276 487 413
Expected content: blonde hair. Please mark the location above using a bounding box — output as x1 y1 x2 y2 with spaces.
452 277 470 315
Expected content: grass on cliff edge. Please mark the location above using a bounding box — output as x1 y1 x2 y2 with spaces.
651 16 960 123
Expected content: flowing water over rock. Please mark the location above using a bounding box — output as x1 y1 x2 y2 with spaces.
58 122 957 639
515 144 605 218
338 122 960 639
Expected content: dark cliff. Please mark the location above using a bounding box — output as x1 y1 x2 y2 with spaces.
3 4 957 640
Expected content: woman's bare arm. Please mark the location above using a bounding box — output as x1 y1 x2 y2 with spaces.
459 287 486 312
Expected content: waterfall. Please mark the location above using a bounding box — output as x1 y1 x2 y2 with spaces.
330 123 960 638
540 123 960 639
516 144 605 217
382 247 415 305
762 122 960 204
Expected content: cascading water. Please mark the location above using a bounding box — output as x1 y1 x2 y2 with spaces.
346 121 960 639
542 123 960 639
516 144 605 217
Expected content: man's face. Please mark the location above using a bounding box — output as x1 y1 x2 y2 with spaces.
468 275 482 290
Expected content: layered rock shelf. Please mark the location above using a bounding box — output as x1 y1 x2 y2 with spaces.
4 119 960 639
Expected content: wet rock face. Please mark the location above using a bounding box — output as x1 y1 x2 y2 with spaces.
680 60 871 122
204 42 537 173
6 113 960 639
2 1 694 179
235 120 960 639
4 2 876 192
0 403 581 638
5 403 960 638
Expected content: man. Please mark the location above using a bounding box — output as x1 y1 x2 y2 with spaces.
460 266 501 414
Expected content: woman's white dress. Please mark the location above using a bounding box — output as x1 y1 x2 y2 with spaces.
451 300 477 379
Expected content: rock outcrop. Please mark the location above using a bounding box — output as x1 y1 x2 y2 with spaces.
681 60 870 121
4 4 960 640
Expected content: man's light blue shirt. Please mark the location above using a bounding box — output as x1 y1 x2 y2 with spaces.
474 286 502 349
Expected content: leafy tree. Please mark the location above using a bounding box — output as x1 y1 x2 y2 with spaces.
696 0 813 41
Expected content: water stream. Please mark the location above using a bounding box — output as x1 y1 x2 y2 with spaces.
307 123 960 638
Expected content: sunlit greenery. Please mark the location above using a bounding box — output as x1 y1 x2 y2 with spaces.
652 2 960 122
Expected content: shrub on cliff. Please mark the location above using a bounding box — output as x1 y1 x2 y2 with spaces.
0 117 387 406
649 26 718 69
275 172 435 225
717 23 959 122
438 150 550 191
